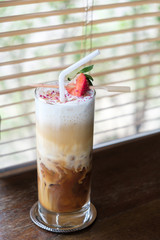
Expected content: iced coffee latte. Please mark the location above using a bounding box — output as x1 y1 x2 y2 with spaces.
35 76 95 227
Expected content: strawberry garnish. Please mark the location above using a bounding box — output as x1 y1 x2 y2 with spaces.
66 73 89 97
75 73 89 97
66 65 94 97
66 83 76 95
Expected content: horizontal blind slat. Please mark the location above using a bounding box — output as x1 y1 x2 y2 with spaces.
0 99 34 109
95 118 160 135
93 61 160 77
0 0 64 7
0 35 85 52
1 0 159 8
93 48 160 64
94 72 160 83
92 0 160 9
0 49 85 66
0 136 35 146
0 86 33 95
1 11 160 38
0 147 36 158
0 8 85 23
92 36 160 51
95 105 160 124
1 123 35 133
1 24 160 52
1 60 160 82
1 36 160 66
3 112 34 121
95 95 160 113
0 21 85 38
0 66 65 81
1 0 159 22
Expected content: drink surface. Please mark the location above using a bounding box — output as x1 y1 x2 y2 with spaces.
35 84 95 213
36 82 94 105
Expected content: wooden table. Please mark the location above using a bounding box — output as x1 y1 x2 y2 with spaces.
0 132 160 240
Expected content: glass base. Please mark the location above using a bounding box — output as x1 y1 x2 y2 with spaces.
38 202 91 228
30 201 97 233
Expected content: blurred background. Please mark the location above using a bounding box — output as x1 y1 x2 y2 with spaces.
0 0 160 171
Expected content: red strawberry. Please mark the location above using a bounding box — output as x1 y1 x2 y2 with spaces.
75 73 89 97
66 73 89 97
66 83 76 95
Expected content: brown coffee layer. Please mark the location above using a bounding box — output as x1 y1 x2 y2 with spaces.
38 162 91 213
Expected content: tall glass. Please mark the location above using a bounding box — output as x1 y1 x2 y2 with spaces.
35 84 95 229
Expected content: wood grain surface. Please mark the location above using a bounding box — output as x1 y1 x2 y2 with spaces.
0 132 160 240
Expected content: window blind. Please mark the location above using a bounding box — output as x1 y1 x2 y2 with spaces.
0 0 160 176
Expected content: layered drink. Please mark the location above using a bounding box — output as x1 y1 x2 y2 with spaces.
35 79 95 228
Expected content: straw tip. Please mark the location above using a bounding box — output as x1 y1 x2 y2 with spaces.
95 49 100 55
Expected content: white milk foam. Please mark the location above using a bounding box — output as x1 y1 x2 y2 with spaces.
35 85 95 127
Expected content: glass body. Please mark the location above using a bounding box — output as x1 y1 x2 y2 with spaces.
35 87 95 228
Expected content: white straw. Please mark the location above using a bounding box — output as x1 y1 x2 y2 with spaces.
59 49 100 102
